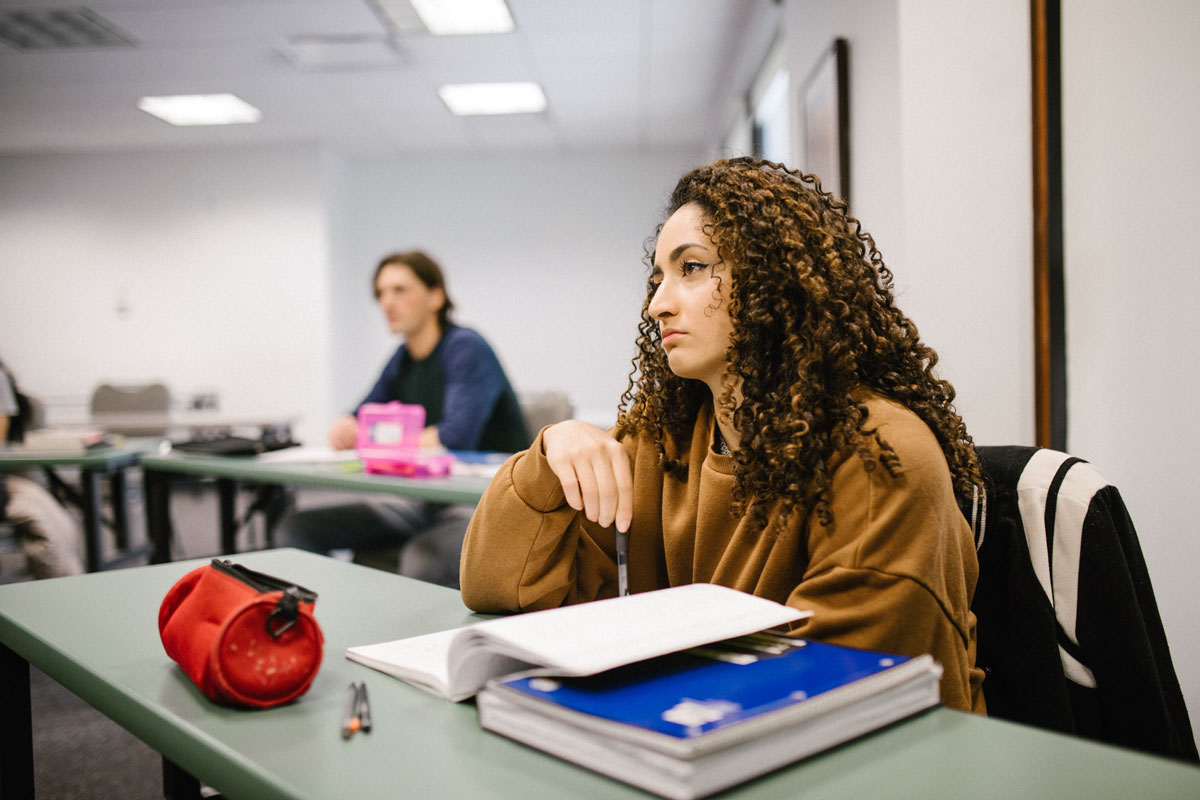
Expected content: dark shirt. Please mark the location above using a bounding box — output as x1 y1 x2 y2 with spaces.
358 325 528 453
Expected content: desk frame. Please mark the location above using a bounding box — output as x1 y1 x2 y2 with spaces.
141 453 491 563
0 447 146 573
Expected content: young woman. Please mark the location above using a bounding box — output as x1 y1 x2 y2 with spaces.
460 158 986 713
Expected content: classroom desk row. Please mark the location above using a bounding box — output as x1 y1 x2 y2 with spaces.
0 445 493 571
2 548 1198 800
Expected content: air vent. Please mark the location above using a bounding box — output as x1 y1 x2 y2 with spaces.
0 7 135 50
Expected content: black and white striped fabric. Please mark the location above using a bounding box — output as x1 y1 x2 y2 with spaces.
1011 449 1105 690
971 446 1197 763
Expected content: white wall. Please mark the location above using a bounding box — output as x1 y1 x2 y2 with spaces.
327 151 700 428
0 148 699 443
0 146 336 445
1062 0 1200 745
784 0 1199 742
785 0 1033 445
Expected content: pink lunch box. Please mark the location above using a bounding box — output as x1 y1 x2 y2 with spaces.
354 402 453 477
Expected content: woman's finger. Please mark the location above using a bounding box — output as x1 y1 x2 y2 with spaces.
611 443 635 533
589 449 619 529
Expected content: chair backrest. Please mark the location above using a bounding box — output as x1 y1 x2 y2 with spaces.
971 445 1197 762
90 382 170 415
517 391 574 440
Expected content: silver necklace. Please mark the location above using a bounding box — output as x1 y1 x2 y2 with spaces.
714 427 731 456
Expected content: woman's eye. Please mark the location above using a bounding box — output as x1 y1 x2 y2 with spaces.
681 261 707 276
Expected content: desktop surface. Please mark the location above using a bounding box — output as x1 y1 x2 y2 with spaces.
2 550 1198 800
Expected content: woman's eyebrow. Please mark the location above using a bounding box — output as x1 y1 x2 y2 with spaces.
653 241 708 272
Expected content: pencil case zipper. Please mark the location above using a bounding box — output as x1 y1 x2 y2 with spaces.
210 558 318 601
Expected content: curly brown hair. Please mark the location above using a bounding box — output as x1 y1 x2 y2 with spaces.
617 157 981 534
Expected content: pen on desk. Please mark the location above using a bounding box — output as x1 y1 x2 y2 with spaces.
356 682 372 733
341 682 361 739
615 530 629 597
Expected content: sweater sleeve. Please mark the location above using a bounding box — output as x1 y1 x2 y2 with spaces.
436 330 506 451
459 427 624 613
783 413 985 713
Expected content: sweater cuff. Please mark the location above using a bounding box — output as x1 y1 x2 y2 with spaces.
510 427 568 512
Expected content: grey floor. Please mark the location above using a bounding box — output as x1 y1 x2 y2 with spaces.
6 476 379 799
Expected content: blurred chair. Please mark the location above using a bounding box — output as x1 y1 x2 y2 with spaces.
518 390 574 443
90 382 170 435
91 382 170 414
970 445 1197 762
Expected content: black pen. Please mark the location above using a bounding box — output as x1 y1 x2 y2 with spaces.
357 682 372 733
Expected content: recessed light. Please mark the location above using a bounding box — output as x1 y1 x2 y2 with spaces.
407 0 514 35
438 82 546 116
137 94 263 127
281 35 403 70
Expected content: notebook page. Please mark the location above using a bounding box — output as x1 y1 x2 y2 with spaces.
457 583 809 678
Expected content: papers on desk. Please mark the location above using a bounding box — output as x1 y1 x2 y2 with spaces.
447 451 511 478
253 446 362 464
17 427 119 452
253 446 510 478
344 584 809 702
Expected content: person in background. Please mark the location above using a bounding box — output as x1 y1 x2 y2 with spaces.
0 358 84 578
277 250 527 588
460 158 986 713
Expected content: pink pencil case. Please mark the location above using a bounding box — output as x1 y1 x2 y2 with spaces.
355 402 453 477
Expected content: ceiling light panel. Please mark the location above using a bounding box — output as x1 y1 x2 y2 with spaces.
438 82 546 116
409 0 514 35
137 94 263 127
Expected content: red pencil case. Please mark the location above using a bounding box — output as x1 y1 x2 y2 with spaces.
158 559 324 708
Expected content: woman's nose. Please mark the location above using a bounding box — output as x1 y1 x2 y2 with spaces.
648 280 674 319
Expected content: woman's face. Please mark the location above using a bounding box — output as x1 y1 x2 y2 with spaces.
649 202 734 394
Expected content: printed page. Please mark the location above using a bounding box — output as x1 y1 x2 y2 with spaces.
453 584 810 680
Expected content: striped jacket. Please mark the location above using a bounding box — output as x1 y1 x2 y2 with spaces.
970 446 1197 762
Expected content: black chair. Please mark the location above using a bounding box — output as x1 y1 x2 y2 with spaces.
970 445 1197 762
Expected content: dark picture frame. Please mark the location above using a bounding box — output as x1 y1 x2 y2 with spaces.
800 38 850 202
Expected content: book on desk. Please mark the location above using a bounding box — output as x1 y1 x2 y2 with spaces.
478 636 941 800
345 583 942 799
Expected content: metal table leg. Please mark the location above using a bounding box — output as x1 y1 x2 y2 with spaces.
110 468 130 551
0 643 34 800
144 469 174 564
217 478 239 555
79 469 103 573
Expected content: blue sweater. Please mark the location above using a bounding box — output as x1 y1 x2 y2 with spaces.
358 325 528 453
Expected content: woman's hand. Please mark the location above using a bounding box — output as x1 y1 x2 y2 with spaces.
542 420 633 533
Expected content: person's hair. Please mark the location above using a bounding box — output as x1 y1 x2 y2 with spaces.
617 157 981 536
372 250 455 329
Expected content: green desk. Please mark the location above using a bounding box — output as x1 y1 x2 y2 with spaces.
140 452 493 562
0 445 147 572
2 549 1198 800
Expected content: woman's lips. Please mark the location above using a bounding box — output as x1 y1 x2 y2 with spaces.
661 328 683 347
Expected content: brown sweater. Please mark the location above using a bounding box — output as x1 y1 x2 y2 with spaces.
460 392 986 713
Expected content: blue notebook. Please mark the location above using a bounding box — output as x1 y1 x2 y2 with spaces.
477 635 942 800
